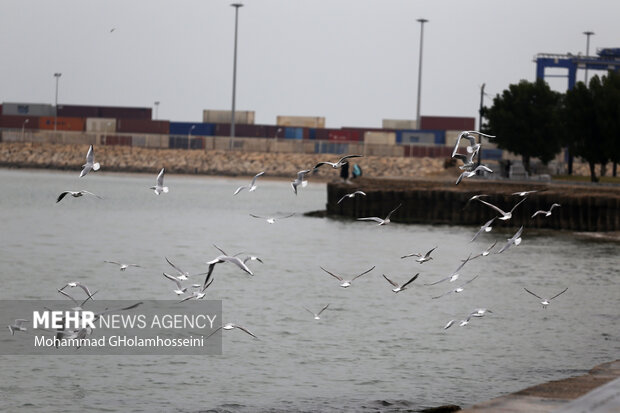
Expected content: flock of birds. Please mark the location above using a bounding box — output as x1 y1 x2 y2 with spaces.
10 137 569 343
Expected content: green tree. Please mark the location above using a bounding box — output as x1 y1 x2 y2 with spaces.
563 72 620 182
482 79 563 174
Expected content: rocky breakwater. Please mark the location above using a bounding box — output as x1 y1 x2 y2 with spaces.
0 142 446 179
327 177 620 232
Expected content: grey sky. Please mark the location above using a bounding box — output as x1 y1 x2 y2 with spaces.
1 1 618 128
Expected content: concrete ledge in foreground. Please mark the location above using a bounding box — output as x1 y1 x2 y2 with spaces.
461 360 620 412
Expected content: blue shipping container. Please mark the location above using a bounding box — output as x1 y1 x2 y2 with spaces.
396 129 445 145
285 127 303 139
169 122 215 136
314 142 349 154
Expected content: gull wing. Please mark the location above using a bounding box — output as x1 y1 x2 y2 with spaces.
250 171 265 186
163 272 184 290
461 274 479 286
477 198 508 216
424 274 452 286
424 246 438 258
303 307 316 316
550 287 568 301
233 186 247 195
401 252 422 259
471 217 496 242
56 191 72 203
317 304 330 316
351 265 376 281
320 266 343 282
234 324 258 339
357 217 384 224
80 165 92 178
165 257 186 276
86 145 94 163
156 168 165 187
531 210 546 218
382 274 399 288
385 203 402 220
277 213 295 220
400 273 420 289
81 190 102 199
104 260 121 266
205 326 223 340
523 287 542 300
337 154 362 164
219 256 253 276
509 197 527 214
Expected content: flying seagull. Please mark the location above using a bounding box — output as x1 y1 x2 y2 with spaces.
177 278 214 303
56 190 102 203
432 275 479 299
206 323 258 340
233 171 265 195
469 241 498 260
58 281 95 300
313 155 362 170
304 304 330 320
477 197 526 221
80 145 100 177
496 226 523 254
531 203 561 218
425 254 472 286
249 213 295 224
165 257 209 281
471 217 496 242
357 203 401 226
524 287 568 309
150 168 169 195
320 265 375 288
163 272 188 295
8 319 28 335
401 246 437 263
291 169 311 195
104 260 141 271
512 190 538 197
382 273 419 293
456 165 493 185
337 191 367 204
204 245 254 288
451 131 495 157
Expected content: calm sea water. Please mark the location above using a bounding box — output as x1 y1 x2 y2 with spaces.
0 168 618 412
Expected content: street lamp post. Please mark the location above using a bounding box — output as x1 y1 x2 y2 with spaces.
53 73 61 133
583 31 594 84
154 101 160 120
230 3 243 150
188 125 196 150
415 19 428 128
477 83 486 167
21 119 30 142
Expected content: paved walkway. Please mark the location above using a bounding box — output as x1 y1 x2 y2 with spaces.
461 360 620 412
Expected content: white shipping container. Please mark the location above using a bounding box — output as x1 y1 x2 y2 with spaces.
382 119 417 129
86 118 116 133
364 131 396 145
203 110 255 124
276 115 325 128
2 102 54 116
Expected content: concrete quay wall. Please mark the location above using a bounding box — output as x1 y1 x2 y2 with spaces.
327 178 620 232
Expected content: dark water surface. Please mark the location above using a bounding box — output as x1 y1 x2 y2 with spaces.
0 169 618 412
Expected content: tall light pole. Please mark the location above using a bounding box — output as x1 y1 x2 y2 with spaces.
230 3 243 150
53 73 61 133
478 83 486 167
583 31 594 84
154 101 160 120
416 18 428 129
187 125 196 150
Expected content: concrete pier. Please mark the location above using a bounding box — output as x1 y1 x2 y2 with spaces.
327 178 620 232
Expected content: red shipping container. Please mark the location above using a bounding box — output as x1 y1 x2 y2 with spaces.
39 116 85 131
420 116 475 131
57 104 100 118
105 135 132 146
0 115 39 129
116 119 169 134
100 106 152 119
